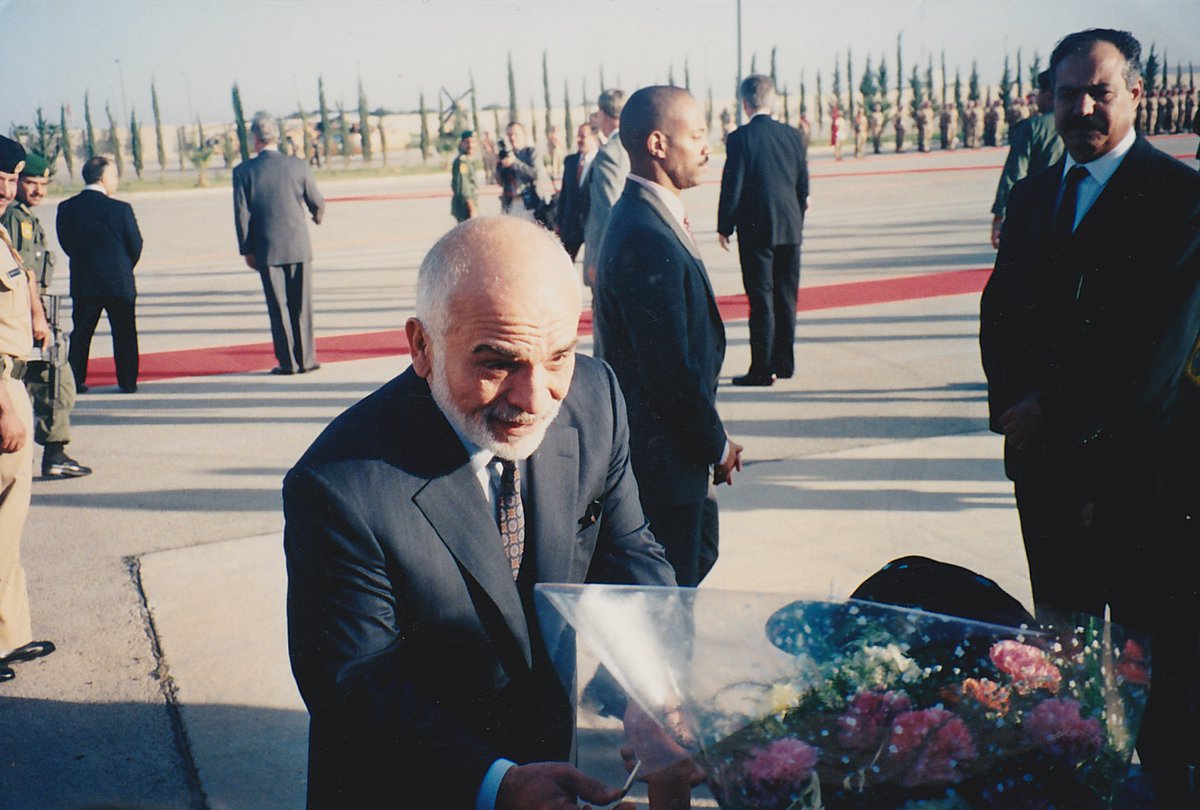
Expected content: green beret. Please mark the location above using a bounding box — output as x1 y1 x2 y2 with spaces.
0 136 26 174
20 153 50 179
460 130 475 140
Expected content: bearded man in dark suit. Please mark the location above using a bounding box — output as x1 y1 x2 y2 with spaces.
594 86 744 588
555 122 599 262
285 216 677 809
56 156 143 393
717 74 809 386
980 29 1200 802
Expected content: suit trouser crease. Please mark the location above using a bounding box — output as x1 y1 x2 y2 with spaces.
738 241 800 377
69 296 139 389
260 263 315 372
0 375 33 654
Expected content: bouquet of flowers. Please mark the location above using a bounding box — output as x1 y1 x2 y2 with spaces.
534 585 1150 809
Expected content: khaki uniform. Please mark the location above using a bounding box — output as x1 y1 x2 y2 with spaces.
0 202 75 446
852 111 867 158
0 223 34 656
868 110 884 153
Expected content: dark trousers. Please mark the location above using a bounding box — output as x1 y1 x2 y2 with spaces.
69 296 138 390
259 263 316 373
641 487 719 587
738 240 801 377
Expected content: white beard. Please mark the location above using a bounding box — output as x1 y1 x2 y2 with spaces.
427 351 561 461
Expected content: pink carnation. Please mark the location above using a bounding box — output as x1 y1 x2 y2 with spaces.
989 640 1062 695
744 737 820 786
837 689 912 750
885 708 978 786
1023 698 1103 762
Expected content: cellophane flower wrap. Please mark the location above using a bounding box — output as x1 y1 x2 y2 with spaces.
534 585 1149 809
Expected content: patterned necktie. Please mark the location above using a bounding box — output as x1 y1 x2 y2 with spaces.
496 459 524 580
1053 165 1089 239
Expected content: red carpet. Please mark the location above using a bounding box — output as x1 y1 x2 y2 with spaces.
82 267 991 386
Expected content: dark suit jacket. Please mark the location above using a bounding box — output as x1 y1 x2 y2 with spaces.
717 114 809 246
595 179 727 506
980 135 1200 480
557 151 591 260
55 189 142 301
232 149 325 267
284 358 674 809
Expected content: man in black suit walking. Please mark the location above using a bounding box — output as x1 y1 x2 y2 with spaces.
980 29 1200 801
285 216 677 809
595 86 744 587
233 112 325 375
56 156 143 393
718 74 809 386
555 122 599 262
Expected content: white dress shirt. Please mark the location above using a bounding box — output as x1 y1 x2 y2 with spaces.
1060 127 1136 231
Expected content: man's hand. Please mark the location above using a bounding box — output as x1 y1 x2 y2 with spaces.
0 386 27 454
500 155 516 168
990 214 1004 250
717 233 732 252
311 209 323 226
623 702 705 809
29 290 49 345
713 440 744 486
496 762 634 810
999 393 1048 454
243 254 258 271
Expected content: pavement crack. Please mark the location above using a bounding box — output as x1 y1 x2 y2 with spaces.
126 554 211 810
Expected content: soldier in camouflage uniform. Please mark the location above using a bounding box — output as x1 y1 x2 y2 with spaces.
868 103 885 154
0 154 89 477
449 130 478 223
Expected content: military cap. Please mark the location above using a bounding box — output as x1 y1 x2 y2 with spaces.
460 130 475 140
0 136 26 174
20 153 50 178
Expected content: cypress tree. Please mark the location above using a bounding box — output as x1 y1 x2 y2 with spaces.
105 101 124 176
861 55 877 110
969 60 980 101
1144 45 1159 94
847 48 855 118
507 52 519 124
563 81 573 145
1015 48 1023 98
152 81 167 173
816 70 824 129
925 56 934 111
130 108 144 178
33 107 53 160
878 54 890 113
376 112 388 166
581 77 589 112
1161 52 1169 92
684 59 691 92
941 50 948 109
799 71 807 116
419 91 431 161
896 32 904 110
909 65 923 116
84 93 97 159
781 85 790 124
469 70 481 135
999 54 1013 108
770 46 778 87
337 102 351 166
832 58 842 113
529 98 538 142
707 84 714 130
955 68 965 146
277 116 287 154
358 79 372 163
1028 51 1042 94
60 105 74 179
232 83 250 162
176 125 186 172
542 51 553 145
318 76 332 163
493 108 501 141
668 64 676 87
299 104 313 163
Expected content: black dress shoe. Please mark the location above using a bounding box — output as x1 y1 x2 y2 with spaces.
75 383 89 394
732 372 777 386
43 454 93 478
269 366 295 375
299 363 321 373
0 640 55 665
118 384 137 393
775 370 794 379
0 664 12 682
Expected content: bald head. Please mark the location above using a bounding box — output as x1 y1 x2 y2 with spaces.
621 86 710 194
409 217 581 459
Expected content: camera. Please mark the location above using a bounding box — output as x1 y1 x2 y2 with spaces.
497 138 509 160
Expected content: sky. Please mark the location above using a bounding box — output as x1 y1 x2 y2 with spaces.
3 0 1198 130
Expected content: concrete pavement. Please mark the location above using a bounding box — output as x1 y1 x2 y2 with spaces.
3 135 1196 809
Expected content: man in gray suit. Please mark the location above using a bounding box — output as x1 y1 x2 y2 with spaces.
285 216 679 809
233 111 325 375
584 89 629 288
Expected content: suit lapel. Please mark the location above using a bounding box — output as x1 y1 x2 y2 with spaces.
1070 138 1148 245
413 462 533 668
526 423 580 584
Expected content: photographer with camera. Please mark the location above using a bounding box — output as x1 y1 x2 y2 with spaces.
494 121 553 225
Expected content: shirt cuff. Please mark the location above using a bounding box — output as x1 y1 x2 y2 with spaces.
475 758 517 810
718 440 731 466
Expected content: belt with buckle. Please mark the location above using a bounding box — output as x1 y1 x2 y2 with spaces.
1 355 26 381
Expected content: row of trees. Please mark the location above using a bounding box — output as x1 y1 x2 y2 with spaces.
11 41 1196 182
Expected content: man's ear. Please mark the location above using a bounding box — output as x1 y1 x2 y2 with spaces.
406 318 433 378
646 130 668 160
